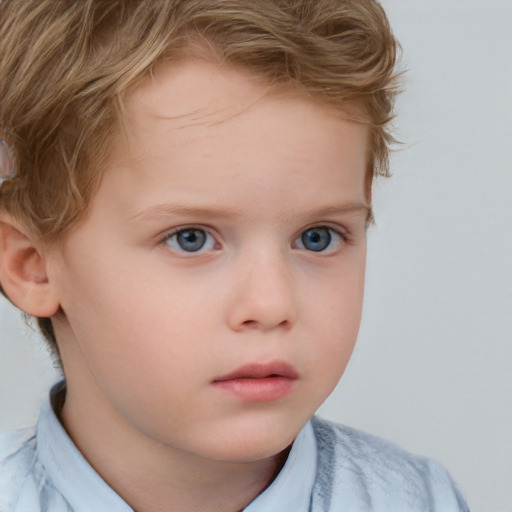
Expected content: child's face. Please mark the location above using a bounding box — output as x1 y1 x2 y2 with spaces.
48 59 369 463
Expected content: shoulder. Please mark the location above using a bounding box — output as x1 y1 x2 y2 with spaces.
0 428 38 511
0 427 74 512
0 428 37 481
310 416 470 511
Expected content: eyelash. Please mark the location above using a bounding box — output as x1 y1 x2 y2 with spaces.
160 225 350 255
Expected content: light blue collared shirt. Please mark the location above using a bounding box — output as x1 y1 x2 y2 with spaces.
1 381 470 511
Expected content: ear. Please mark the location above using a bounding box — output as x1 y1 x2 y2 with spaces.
0 215 60 317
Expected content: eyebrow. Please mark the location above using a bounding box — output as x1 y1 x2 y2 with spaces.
310 203 373 221
128 202 372 224
128 203 244 223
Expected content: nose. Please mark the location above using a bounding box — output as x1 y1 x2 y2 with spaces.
226 250 298 332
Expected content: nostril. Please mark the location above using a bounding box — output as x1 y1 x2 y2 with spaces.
240 319 290 330
241 320 259 329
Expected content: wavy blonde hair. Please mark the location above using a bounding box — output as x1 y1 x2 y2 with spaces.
0 0 400 357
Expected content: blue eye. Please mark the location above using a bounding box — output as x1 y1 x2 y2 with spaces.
164 228 217 253
295 227 342 252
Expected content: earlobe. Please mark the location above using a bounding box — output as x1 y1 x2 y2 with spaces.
0 217 60 317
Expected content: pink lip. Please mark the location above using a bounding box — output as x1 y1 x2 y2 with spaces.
212 362 299 402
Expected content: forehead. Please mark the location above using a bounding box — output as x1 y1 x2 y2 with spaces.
112 58 369 175
120 56 369 145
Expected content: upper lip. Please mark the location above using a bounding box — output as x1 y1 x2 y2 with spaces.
213 361 299 382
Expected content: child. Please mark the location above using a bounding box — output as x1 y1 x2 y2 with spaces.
0 1 470 510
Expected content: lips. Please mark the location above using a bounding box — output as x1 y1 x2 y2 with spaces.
214 361 299 382
212 361 299 402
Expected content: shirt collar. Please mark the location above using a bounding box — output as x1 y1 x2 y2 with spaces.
36 381 132 511
244 420 317 512
37 381 317 512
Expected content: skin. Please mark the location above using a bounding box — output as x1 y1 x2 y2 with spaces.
28 59 369 511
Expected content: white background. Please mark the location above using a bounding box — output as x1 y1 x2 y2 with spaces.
1 1 511 511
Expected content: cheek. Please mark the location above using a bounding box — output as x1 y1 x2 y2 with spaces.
82 267 221 379
64 274 212 416
303 257 365 374
306 252 365 326
304 292 362 406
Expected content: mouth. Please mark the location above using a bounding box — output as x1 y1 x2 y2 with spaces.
212 361 299 402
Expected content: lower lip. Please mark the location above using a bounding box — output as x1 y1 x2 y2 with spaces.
212 377 297 402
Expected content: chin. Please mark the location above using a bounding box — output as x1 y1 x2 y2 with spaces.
189 414 308 464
